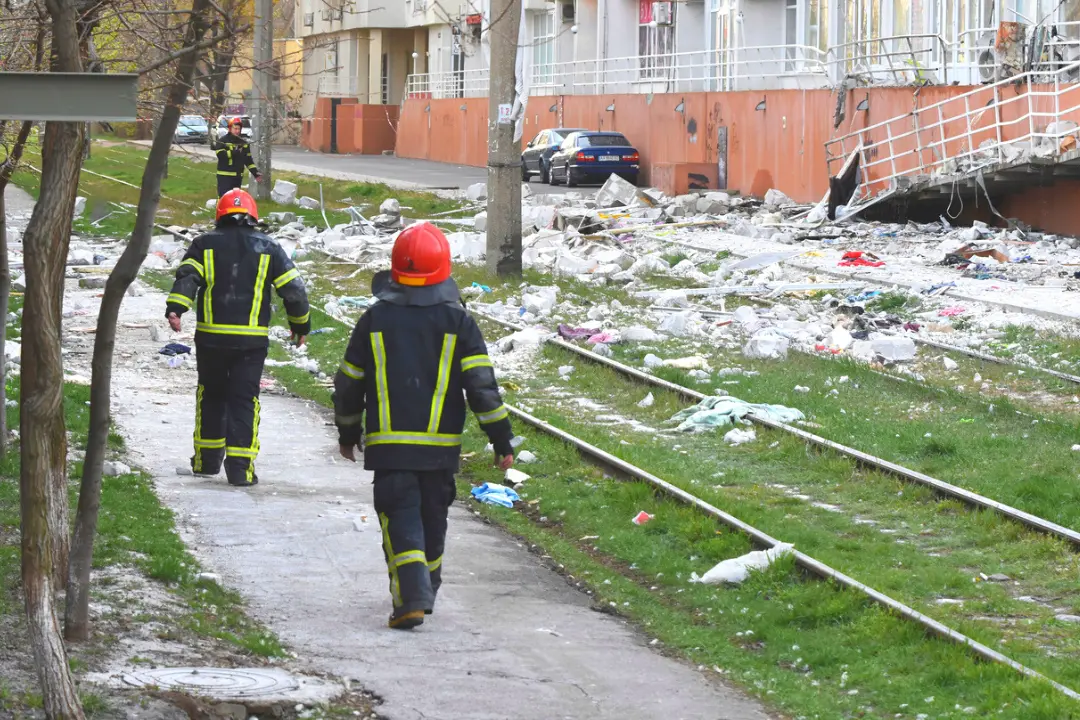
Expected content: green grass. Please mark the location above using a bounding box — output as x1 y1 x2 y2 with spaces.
247 264 1080 719
8 138 468 239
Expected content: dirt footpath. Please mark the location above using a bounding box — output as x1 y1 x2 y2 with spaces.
61 280 772 720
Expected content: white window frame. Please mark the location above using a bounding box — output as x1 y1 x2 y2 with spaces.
530 8 557 86
639 0 678 80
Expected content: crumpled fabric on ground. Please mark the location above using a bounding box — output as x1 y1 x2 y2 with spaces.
838 251 885 268
558 324 595 340
587 332 618 344
938 306 967 317
158 342 191 356
667 396 805 432
470 483 520 507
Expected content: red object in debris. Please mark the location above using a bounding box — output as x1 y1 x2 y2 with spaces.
838 250 886 268
465 13 482 25
815 344 827 352
632 511 654 525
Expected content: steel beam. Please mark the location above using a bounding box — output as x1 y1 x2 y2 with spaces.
0 72 138 121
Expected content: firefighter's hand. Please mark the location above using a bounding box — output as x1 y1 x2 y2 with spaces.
339 444 357 462
292 333 307 348
168 313 181 332
495 454 514 471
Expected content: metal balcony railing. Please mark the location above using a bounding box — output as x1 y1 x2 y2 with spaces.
825 58 1080 204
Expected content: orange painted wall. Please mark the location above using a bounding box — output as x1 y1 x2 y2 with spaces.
394 86 1033 203
353 104 400 156
1000 180 1080 236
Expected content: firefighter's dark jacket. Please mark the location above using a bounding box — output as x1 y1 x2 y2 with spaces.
212 134 259 179
333 271 514 472
165 220 312 348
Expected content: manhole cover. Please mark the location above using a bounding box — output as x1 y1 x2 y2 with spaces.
121 667 300 698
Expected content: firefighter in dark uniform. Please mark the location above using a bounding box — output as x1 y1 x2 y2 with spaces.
213 117 260 197
166 189 311 487
333 222 515 630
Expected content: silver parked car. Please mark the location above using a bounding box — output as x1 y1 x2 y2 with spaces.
174 115 209 144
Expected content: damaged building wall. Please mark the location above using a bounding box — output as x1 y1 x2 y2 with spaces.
395 82 1080 235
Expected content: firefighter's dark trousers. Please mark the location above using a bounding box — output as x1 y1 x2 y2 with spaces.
192 344 267 485
217 173 243 197
373 470 457 615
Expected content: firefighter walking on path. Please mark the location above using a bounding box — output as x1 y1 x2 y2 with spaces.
333 222 515 630
166 189 311 487
213 117 261 197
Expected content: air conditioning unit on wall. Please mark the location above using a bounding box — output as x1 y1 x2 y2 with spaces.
652 1 674 24
561 1 575 22
303 12 313 27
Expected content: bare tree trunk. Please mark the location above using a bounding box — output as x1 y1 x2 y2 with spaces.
0 121 36 460
21 0 87 716
65 0 213 643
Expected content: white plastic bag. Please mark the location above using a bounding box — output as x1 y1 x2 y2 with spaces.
690 543 795 585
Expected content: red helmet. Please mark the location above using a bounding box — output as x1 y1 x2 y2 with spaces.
391 222 451 287
228 117 243 129
217 188 259 222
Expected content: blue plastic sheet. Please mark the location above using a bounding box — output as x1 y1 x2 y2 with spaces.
470 483 520 508
668 396 805 433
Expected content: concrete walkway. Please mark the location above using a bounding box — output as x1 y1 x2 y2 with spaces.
62 283 773 720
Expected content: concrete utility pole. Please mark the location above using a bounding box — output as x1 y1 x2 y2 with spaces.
485 0 522 277
251 0 273 200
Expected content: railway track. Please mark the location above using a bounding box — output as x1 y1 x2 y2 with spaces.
473 310 1080 548
501 401 1080 701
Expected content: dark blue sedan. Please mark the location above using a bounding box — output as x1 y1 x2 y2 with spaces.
548 131 640 187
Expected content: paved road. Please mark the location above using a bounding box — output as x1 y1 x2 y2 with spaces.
147 140 595 196
72 283 772 720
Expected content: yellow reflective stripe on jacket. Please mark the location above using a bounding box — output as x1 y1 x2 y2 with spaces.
273 268 299 288
216 170 242 176
427 334 457 434
389 549 427 569
461 354 493 372
249 254 270 327
335 413 363 426
180 258 204 276
340 360 364 380
288 312 310 325
372 332 391 432
476 405 509 425
203 249 215 324
365 431 462 447
168 293 193 309
196 322 269 337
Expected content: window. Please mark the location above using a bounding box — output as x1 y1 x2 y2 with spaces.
809 0 828 53
639 0 676 80
530 9 556 85
577 134 631 147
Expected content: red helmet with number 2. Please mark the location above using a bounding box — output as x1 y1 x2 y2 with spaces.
391 222 452 287
216 188 259 222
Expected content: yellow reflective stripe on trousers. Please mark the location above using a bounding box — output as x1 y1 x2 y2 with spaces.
365 431 461 447
427 334 457 434
180 258 204 276
249 254 270 326
167 293 193 309
203 249 215 324
194 438 225 449
340 360 364 380
273 268 299 288
477 405 509 424
427 555 443 572
372 332 391 432
390 549 427 569
196 323 269 336
379 513 402 607
226 446 258 458
461 354 493 372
